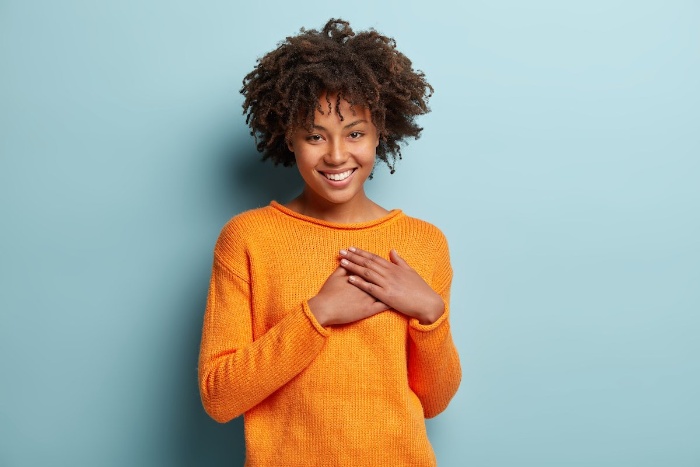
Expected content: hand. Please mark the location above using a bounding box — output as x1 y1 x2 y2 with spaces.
308 266 390 327
338 247 445 325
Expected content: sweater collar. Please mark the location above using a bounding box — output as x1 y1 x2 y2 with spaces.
270 201 403 230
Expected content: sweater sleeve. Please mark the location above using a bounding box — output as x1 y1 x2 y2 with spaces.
406 232 462 418
198 223 330 423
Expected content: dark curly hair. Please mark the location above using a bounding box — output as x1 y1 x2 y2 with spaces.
240 18 433 173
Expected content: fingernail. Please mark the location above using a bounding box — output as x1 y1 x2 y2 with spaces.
349 246 356 252
339 249 348 256
348 276 355 282
341 259 349 266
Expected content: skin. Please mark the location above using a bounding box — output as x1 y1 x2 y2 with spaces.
286 94 385 224
286 93 444 326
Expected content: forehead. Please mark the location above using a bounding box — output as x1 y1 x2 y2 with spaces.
290 92 373 133
314 96 369 118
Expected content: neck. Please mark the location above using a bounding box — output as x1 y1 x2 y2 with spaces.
286 190 387 224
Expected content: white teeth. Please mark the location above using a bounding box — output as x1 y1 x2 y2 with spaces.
324 169 353 181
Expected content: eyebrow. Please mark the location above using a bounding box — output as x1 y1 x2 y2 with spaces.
311 120 368 131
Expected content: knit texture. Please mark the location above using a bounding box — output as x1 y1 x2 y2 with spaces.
199 201 461 467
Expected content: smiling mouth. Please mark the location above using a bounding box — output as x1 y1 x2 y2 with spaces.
321 169 355 181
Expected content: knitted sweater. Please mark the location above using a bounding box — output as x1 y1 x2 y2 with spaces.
198 201 461 467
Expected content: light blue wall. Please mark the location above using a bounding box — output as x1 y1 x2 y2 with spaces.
1 1 698 466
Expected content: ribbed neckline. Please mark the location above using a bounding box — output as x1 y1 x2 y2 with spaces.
270 201 403 230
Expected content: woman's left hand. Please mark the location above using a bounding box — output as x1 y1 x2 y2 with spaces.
339 247 445 325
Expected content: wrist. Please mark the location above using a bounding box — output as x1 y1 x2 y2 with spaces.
416 296 445 325
308 296 329 327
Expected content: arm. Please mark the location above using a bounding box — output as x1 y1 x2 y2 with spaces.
338 236 462 418
198 232 329 423
406 278 461 418
406 234 461 418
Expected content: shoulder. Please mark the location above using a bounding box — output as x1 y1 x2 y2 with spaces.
396 213 449 247
219 205 278 238
393 213 453 288
392 213 451 268
214 205 279 263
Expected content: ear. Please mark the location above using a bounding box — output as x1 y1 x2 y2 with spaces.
286 138 294 153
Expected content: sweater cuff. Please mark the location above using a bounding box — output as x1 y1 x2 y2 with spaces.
301 301 332 337
408 301 450 332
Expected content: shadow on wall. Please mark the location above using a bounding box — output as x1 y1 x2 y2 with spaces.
225 143 304 209
174 141 302 467
175 281 246 466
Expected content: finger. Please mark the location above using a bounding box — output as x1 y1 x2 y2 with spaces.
347 275 386 302
340 257 385 284
346 246 379 259
341 247 390 271
389 249 410 268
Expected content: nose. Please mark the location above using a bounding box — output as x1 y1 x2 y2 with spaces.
324 139 348 166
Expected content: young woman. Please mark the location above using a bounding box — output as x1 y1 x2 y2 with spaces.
199 18 461 466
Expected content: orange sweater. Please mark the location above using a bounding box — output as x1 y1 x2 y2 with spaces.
198 202 461 466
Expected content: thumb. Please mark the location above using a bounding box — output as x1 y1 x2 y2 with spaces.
389 249 409 267
330 266 347 277
369 300 391 316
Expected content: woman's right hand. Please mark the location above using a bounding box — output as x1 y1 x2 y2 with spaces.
308 267 390 327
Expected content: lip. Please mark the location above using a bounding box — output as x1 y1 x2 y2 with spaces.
317 168 357 187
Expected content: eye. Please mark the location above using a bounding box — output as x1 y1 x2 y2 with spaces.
348 131 364 139
306 134 323 143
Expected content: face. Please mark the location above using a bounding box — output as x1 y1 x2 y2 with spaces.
287 95 379 212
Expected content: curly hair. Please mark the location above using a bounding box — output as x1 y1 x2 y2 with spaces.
240 18 433 173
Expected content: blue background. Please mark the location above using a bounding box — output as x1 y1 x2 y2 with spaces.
1 1 699 466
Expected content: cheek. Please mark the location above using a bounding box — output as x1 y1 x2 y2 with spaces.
293 151 317 176
365 140 379 161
